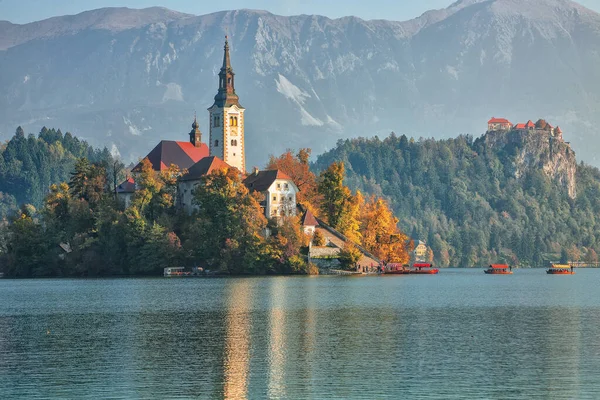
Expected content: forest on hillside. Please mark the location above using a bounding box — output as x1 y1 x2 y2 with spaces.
0 126 116 216
314 133 600 267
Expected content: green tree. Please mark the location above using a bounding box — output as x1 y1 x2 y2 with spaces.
318 162 347 228
184 168 268 274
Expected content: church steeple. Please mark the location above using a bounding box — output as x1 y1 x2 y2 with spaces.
213 36 241 108
189 113 202 147
208 35 246 174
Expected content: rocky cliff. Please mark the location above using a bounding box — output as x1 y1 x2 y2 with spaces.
484 128 577 198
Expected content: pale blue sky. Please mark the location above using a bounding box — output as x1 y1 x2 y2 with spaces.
3 0 597 24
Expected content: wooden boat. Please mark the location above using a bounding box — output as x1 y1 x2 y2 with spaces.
384 264 410 275
484 264 513 274
546 264 575 275
409 263 439 274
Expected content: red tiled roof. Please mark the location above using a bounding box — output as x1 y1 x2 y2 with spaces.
133 140 209 172
243 169 296 192
488 117 512 124
515 123 526 129
526 120 535 128
302 209 319 227
116 177 136 193
181 156 232 181
490 264 509 269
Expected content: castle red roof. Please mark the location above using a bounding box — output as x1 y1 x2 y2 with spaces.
526 120 535 128
515 123 526 129
488 117 512 125
180 156 232 181
133 140 209 172
116 177 136 193
243 169 295 192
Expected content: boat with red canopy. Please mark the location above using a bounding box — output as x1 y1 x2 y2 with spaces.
546 264 575 275
410 263 439 275
384 263 409 275
484 264 513 274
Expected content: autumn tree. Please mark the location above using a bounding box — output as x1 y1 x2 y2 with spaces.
359 195 410 264
132 159 185 221
68 158 107 208
337 189 362 244
266 215 308 274
312 229 326 246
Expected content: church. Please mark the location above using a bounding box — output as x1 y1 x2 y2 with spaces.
117 37 298 219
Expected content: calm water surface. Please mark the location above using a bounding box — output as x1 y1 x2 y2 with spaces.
1 269 600 399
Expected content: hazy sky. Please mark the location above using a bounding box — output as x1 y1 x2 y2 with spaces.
2 0 598 24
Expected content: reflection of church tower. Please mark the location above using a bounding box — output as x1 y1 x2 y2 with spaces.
209 36 245 173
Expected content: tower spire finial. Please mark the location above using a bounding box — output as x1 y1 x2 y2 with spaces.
222 34 231 71
212 35 240 108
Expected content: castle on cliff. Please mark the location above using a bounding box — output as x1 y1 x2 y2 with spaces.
487 117 565 141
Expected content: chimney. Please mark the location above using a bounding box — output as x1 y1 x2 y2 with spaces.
253 166 259 176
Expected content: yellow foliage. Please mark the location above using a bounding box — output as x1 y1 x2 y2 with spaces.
359 195 409 264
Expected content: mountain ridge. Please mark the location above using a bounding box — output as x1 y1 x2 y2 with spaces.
1 0 599 167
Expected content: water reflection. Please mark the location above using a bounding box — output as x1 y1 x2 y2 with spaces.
267 278 286 399
223 279 253 399
1 272 600 399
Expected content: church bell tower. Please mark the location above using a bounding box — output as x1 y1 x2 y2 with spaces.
208 36 245 173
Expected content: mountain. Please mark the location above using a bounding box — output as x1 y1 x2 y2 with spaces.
313 127 600 267
1 0 600 168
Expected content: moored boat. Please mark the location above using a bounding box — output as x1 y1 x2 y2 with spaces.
546 264 575 275
164 267 191 277
384 263 410 274
484 264 513 274
409 263 439 274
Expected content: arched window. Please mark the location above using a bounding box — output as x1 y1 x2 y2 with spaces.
228 77 232 85
214 140 219 147
231 139 237 146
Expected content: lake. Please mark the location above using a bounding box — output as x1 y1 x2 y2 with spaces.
1 269 600 399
